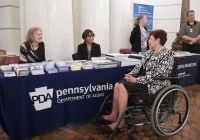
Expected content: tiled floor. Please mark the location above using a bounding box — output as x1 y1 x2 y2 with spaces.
1 84 200 140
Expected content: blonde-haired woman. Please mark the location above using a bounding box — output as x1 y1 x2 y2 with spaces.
20 27 46 63
129 14 149 53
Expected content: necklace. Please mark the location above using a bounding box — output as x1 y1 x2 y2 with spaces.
87 46 91 52
30 43 39 51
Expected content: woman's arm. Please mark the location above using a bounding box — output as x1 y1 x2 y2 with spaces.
19 43 28 63
128 64 142 76
129 27 137 45
77 44 83 60
40 42 46 61
42 46 46 61
129 52 147 76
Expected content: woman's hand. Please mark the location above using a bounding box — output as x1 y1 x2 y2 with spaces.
124 74 137 83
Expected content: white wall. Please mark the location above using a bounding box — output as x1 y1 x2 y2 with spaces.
0 0 21 55
132 0 182 49
110 0 132 53
190 0 200 21
73 0 110 54
2 0 200 59
20 0 74 61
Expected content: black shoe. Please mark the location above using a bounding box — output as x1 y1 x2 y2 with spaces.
94 114 112 125
98 125 121 136
100 125 114 134
96 124 114 136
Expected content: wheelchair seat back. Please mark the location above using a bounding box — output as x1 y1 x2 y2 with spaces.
170 61 179 85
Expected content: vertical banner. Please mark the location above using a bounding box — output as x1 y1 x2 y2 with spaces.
133 3 154 31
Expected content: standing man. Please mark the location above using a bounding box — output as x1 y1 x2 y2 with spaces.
180 10 200 54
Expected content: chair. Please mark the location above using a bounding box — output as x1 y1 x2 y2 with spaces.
72 53 79 60
96 63 190 139
1 56 20 65
0 50 7 65
119 49 133 54
0 50 6 55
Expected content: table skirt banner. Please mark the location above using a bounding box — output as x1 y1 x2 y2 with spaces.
175 55 200 86
0 66 133 139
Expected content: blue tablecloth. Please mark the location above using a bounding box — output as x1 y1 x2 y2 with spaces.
0 55 200 140
0 66 133 140
175 55 200 86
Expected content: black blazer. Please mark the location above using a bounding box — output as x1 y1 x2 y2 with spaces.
129 25 149 53
77 42 101 60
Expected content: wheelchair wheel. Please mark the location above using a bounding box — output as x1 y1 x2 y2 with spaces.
127 133 140 140
151 85 190 136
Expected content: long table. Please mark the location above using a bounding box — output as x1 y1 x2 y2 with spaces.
175 55 200 86
0 55 200 140
0 66 132 140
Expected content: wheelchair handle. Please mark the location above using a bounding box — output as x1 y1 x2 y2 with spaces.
152 77 178 80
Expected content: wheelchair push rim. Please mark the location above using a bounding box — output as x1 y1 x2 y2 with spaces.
151 85 190 136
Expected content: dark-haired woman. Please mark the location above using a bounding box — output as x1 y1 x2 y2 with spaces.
99 29 174 133
77 29 101 60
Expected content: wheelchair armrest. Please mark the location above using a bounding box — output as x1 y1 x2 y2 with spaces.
152 77 178 80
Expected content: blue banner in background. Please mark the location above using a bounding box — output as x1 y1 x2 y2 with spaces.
133 3 154 31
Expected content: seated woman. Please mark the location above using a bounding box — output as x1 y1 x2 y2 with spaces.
100 29 174 132
77 29 101 60
20 27 45 63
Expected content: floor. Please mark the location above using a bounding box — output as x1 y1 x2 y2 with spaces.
0 84 200 140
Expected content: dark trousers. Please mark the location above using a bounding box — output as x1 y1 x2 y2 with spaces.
182 43 200 54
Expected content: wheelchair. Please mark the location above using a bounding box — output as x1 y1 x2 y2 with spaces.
96 65 190 140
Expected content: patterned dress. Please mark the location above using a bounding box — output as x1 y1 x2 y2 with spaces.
20 41 46 63
129 47 174 95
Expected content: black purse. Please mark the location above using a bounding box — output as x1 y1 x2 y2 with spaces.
135 66 146 78
135 54 152 78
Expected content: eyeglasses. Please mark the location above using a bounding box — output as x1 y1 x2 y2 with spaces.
87 34 95 37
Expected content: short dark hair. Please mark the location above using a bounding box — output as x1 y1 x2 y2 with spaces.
150 29 167 46
187 10 195 16
82 29 95 40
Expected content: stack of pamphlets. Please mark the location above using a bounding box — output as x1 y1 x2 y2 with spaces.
173 51 200 57
108 57 141 67
4 72 16 77
44 62 58 74
70 64 82 71
14 66 30 76
105 53 128 57
65 61 82 71
1 65 16 77
81 62 93 70
91 60 118 69
55 61 69 72
30 65 45 75
1 65 13 73
91 56 107 61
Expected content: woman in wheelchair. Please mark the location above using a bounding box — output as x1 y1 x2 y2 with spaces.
99 29 174 133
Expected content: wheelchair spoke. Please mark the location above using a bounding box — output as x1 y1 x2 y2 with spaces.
151 86 190 136
174 91 186 110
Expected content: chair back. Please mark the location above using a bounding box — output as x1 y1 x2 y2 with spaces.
1 56 20 65
170 61 179 85
119 49 133 54
0 50 6 55
72 53 79 60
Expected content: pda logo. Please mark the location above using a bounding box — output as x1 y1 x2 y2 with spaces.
29 86 53 111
